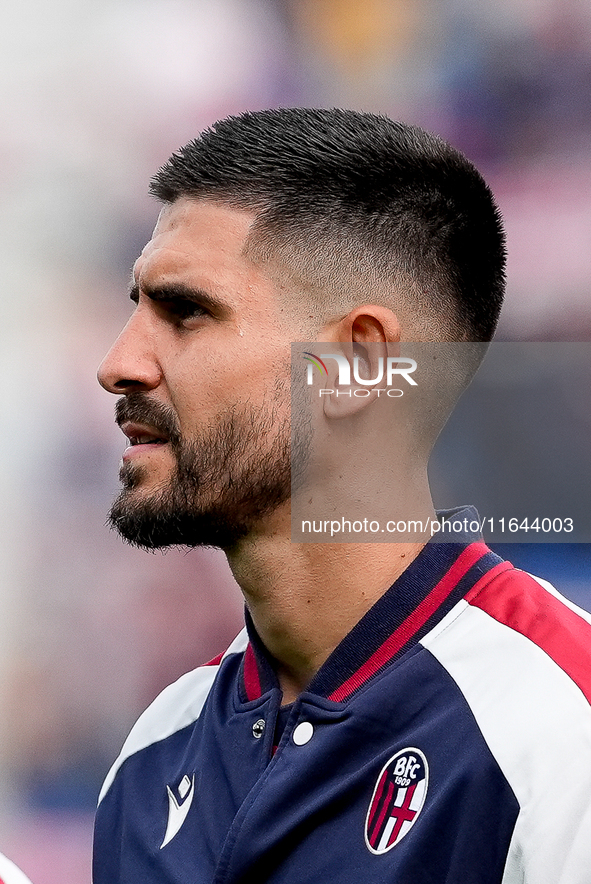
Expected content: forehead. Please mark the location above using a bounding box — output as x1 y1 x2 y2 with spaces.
133 198 269 307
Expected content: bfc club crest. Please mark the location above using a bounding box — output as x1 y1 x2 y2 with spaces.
365 747 429 855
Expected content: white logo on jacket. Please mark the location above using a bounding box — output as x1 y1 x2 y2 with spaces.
160 774 196 849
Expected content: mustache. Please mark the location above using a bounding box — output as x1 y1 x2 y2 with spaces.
115 393 181 445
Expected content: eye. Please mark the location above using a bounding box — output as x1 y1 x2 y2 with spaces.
159 298 208 324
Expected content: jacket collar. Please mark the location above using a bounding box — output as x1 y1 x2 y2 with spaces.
240 506 510 704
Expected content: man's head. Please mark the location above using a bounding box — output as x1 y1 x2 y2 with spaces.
98 109 506 551
150 107 506 342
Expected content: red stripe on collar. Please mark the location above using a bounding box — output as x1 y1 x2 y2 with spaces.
328 542 506 702
243 642 262 701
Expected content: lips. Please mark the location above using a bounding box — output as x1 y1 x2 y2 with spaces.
119 421 169 447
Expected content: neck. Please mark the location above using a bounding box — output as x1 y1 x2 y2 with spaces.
226 489 435 704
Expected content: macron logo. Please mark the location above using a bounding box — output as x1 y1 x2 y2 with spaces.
160 774 195 849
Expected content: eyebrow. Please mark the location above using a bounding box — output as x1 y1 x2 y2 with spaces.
128 281 229 316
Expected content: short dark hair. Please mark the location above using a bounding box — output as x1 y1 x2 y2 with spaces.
150 108 505 341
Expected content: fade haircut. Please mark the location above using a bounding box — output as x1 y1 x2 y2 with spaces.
150 108 506 341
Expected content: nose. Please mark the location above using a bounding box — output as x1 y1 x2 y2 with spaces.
97 310 162 394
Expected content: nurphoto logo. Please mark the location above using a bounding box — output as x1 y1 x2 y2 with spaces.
303 351 418 398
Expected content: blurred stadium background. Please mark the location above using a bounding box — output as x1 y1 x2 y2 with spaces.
1 0 590 880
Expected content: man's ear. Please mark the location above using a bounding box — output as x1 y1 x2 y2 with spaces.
342 305 401 345
320 305 401 419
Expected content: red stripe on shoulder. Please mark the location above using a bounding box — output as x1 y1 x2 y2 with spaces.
203 652 224 667
466 569 591 703
329 542 500 702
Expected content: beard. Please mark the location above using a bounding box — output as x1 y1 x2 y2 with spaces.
109 387 308 551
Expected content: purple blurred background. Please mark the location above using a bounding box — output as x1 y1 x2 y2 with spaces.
1 1 590 880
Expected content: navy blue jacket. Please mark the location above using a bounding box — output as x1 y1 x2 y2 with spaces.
94 514 591 883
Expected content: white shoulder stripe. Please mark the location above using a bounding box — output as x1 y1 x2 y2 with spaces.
98 628 248 805
0 853 34 884
422 605 591 883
